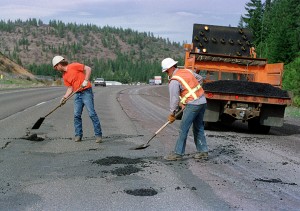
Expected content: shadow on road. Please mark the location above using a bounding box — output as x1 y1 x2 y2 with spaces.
205 120 300 136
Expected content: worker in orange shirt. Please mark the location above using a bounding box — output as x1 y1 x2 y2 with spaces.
52 56 103 143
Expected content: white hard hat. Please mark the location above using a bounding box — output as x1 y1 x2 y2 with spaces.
161 58 178 72
52 55 65 67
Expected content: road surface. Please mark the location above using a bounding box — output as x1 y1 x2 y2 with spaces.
0 85 299 210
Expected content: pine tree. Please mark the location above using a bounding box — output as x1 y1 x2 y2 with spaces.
238 16 245 28
243 0 263 44
264 0 299 63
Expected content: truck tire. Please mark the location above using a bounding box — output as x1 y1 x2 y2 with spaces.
220 114 235 125
248 118 271 134
204 121 213 130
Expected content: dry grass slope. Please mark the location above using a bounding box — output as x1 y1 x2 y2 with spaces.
0 52 35 79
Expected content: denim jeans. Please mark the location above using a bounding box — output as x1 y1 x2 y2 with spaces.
74 88 102 138
175 103 208 155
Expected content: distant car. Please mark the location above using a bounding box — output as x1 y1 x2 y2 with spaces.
94 78 106 87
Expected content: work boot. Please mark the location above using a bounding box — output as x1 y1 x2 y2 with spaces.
74 136 82 142
96 136 103 143
194 152 208 160
164 152 182 161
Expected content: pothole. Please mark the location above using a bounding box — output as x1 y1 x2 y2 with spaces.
20 133 44 142
92 156 145 166
111 165 142 176
124 188 158 196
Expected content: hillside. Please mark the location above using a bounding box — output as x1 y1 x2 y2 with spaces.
0 19 185 83
0 52 35 79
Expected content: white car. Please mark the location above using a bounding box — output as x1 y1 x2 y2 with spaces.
94 78 106 87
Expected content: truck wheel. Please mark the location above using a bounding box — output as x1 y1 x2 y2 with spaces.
248 118 271 134
204 122 212 130
204 122 220 130
220 114 235 125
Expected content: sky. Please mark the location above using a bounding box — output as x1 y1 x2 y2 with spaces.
0 0 251 43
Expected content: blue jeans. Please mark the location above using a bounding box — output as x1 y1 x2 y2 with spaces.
175 103 208 155
74 88 102 138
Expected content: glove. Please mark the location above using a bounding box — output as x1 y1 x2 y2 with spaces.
60 97 66 106
168 114 176 123
81 80 88 87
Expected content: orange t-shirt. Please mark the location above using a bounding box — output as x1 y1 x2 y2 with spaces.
63 63 92 91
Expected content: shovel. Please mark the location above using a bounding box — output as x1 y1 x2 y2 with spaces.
131 109 183 150
31 87 82 129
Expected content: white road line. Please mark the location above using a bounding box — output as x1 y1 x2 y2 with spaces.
36 102 46 106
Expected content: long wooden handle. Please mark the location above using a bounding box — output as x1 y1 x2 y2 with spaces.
145 109 184 145
44 87 82 118
154 121 170 135
155 109 183 134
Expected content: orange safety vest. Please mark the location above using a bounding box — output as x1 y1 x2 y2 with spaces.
170 69 204 104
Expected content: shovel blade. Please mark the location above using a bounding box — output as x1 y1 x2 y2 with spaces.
130 144 150 150
130 133 157 150
31 117 45 129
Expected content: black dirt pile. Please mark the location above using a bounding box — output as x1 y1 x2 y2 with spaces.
92 157 147 177
203 80 290 98
21 134 44 142
92 156 145 166
111 165 142 176
125 188 158 196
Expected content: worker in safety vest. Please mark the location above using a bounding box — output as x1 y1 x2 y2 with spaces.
161 58 209 161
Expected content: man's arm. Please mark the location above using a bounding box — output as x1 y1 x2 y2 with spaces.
63 86 73 98
81 65 92 88
193 72 203 85
84 65 92 81
169 80 181 113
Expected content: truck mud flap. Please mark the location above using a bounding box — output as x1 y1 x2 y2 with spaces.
204 99 220 122
260 104 286 127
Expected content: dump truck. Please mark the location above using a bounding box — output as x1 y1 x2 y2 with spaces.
183 23 292 134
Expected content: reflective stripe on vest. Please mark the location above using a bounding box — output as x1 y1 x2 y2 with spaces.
171 75 202 104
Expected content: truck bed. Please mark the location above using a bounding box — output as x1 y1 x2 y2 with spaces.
203 80 290 99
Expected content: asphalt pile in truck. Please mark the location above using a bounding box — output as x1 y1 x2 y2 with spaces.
203 80 290 98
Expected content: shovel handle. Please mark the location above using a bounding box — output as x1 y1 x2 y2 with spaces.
154 109 184 134
44 87 82 118
154 121 170 135
63 87 83 102
134 109 185 149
